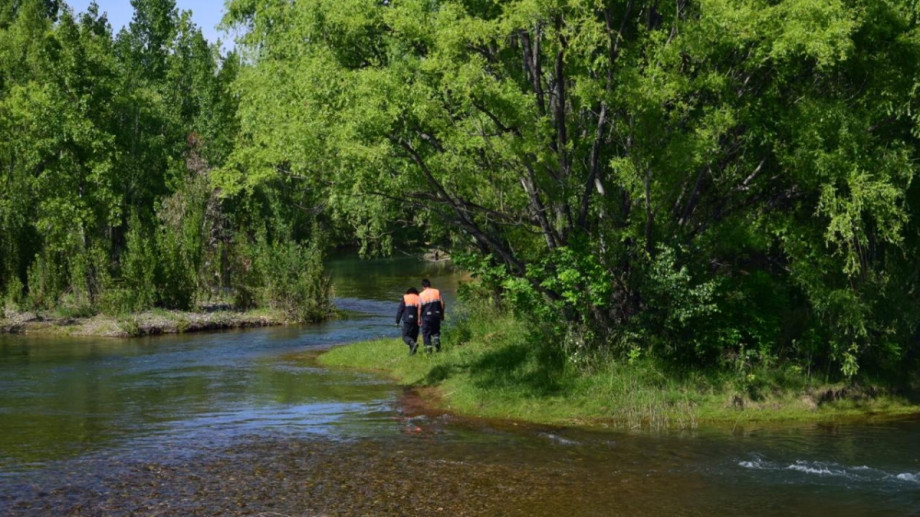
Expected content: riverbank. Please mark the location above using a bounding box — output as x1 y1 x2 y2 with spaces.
0 307 287 338
316 315 920 430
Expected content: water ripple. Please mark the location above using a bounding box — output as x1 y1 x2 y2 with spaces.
739 456 920 487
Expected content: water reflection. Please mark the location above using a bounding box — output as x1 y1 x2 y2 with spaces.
0 255 457 470
0 328 403 467
326 252 460 303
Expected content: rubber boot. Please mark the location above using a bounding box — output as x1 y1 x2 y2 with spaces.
408 340 418 356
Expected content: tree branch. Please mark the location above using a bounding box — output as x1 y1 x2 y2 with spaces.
393 136 529 276
576 3 631 231
469 99 562 249
520 27 547 117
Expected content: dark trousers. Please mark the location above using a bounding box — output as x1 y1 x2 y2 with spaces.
421 319 441 349
402 323 419 348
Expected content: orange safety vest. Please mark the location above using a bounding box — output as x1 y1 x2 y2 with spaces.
419 288 442 306
419 288 443 320
403 293 420 308
402 293 420 323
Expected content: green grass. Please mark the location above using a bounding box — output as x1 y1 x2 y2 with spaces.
318 314 920 430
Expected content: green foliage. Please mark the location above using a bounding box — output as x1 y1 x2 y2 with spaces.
447 279 504 348
228 229 261 310
153 172 209 310
0 1 338 323
68 249 93 309
66 243 108 310
2 275 25 313
258 227 333 323
25 251 62 310
320 309 916 429
225 0 920 383
633 244 721 363
154 224 196 310
5 0 920 387
111 213 156 313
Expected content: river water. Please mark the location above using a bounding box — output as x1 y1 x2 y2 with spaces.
0 256 918 516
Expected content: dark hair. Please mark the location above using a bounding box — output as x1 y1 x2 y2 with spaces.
406 287 419 295
421 279 431 288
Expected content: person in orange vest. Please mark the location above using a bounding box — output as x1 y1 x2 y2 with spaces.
419 278 445 353
395 287 421 355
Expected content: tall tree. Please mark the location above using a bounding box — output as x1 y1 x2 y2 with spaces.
0 1 117 304
223 0 920 378
1 0 246 312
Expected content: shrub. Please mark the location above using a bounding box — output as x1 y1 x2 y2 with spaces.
3 275 25 313
260 236 333 323
119 214 157 312
25 252 61 310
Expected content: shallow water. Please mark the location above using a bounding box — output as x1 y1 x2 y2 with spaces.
1 256 918 516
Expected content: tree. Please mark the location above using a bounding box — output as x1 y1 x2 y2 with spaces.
1 1 249 314
0 2 120 306
223 0 920 378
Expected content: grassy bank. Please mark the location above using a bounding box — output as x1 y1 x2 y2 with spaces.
318 314 920 430
0 307 287 338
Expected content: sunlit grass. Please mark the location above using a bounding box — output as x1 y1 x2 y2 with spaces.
317 314 920 430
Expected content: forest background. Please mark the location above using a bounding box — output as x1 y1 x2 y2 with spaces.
3 0 920 394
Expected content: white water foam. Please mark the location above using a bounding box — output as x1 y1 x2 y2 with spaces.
786 461 843 476
741 456 920 487
738 458 771 470
540 433 579 446
895 472 920 483
738 454 776 471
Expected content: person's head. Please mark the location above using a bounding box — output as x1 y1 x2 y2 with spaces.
421 278 431 288
406 287 419 295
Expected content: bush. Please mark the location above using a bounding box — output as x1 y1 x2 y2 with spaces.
54 298 97 319
25 252 61 310
96 286 137 315
260 236 333 323
632 244 721 364
155 226 196 310
229 232 261 310
3 275 25 313
445 281 500 348
119 214 157 312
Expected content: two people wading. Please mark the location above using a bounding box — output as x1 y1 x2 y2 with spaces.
395 279 445 355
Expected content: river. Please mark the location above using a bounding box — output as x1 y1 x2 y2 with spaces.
0 256 917 516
